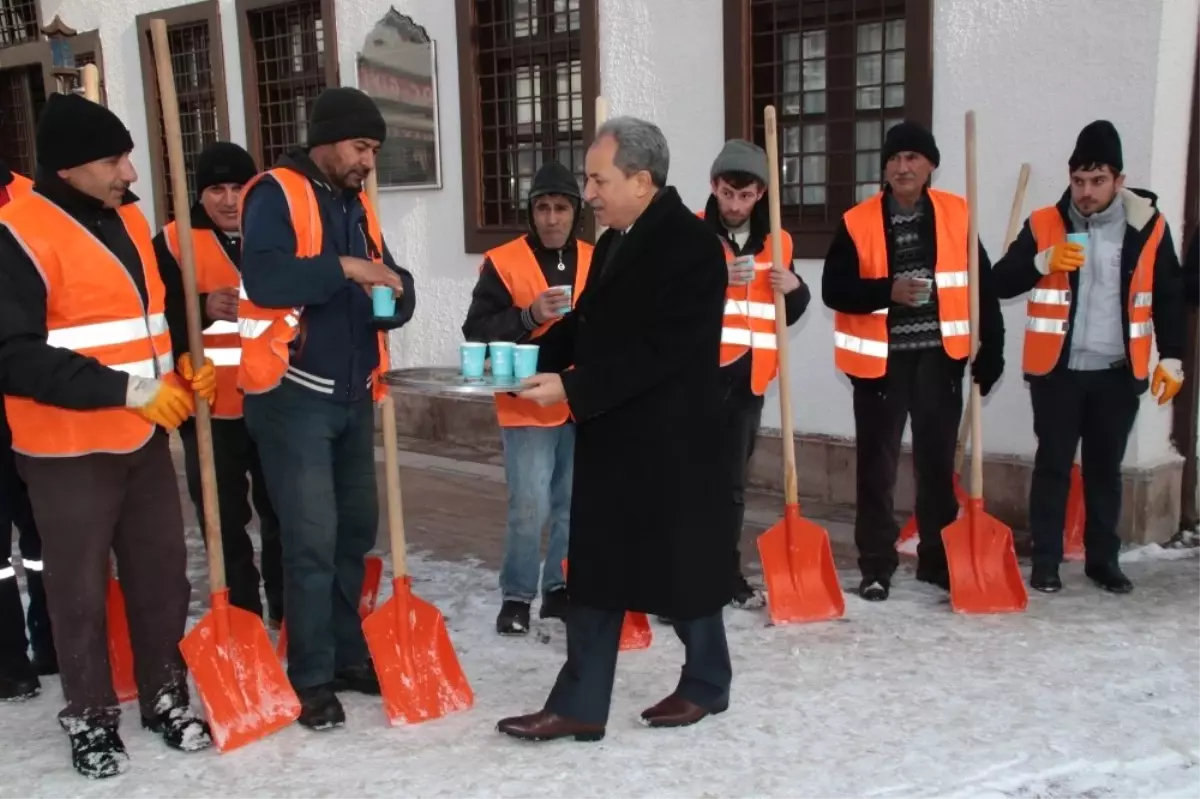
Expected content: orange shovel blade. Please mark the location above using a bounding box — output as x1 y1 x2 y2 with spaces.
1063 464 1085 561
106 576 137 703
619 612 652 651
757 503 845 625
943 499 1028 614
179 593 301 752
276 555 384 662
362 577 474 726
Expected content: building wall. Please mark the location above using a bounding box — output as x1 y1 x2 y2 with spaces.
44 0 1199 466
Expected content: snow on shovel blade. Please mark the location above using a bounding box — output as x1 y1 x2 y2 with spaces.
179 592 301 752
106 576 137 703
943 499 1027 615
276 555 385 662
1063 464 1085 561
757 504 845 625
362 576 473 726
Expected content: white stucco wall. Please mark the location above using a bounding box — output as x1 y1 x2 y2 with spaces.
46 0 1197 466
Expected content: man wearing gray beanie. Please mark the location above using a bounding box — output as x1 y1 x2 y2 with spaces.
698 139 810 612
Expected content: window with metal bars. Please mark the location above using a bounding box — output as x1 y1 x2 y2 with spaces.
725 0 932 258
240 0 333 170
139 3 228 226
455 0 599 253
0 0 38 48
0 65 42 177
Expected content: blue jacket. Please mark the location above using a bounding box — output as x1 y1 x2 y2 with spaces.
240 149 415 402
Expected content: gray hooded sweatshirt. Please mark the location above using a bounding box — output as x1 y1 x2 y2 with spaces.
1067 194 1127 370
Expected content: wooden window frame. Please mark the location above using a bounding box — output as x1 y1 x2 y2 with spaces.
723 0 933 259
454 0 601 255
137 0 231 229
235 0 339 169
0 0 41 50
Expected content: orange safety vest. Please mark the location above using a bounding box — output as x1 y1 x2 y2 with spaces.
833 189 972 378
1024 205 1162 379
698 210 795 396
235 168 390 402
487 236 593 427
5 173 32 198
164 223 244 419
0 194 173 457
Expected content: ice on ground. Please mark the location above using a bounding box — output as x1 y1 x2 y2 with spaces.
2 546 1197 798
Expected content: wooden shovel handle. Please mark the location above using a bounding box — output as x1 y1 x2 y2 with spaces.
763 106 798 504
964 111 984 501
380 393 408 578
151 19 226 592
81 64 100 103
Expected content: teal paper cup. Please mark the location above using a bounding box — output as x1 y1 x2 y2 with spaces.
557 285 573 316
371 285 396 317
1066 232 1088 267
513 344 540 380
460 342 487 378
489 341 514 378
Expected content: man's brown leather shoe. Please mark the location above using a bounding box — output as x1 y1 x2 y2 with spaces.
497 710 605 742
639 693 728 728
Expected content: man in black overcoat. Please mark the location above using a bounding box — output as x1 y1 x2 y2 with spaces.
497 116 736 742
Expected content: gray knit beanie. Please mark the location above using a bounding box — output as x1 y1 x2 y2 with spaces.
710 139 768 184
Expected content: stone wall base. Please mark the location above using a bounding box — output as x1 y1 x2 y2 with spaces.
390 387 1184 545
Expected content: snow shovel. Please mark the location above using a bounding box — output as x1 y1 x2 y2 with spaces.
942 111 1028 615
561 559 652 650
363 393 474 725
150 18 300 751
756 105 845 625
1064 461 1085 560
105 566 137 703
275 555 382 661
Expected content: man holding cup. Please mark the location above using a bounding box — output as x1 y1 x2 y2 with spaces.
462 160 593 635
993 120 1186 594
821 121 1005 601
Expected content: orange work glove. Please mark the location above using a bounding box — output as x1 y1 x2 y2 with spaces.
1038 242 1085 275
134 376 194 431
1151 358 1184 405
177 353 218 405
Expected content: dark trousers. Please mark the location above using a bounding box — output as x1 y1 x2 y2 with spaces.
0 412 51 662
1029 368 1139 567
15 432 190 720
179 418 282 621
544 604 731 726
853 349 963 580
723 386 764 582
243 381 378 690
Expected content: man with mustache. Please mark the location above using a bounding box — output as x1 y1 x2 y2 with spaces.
238 87 415 730
821 121 1005 602
992 120 1186 593
0 92 215 777
153 141 283 627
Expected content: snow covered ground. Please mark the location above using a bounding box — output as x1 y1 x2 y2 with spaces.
2 543 1198 798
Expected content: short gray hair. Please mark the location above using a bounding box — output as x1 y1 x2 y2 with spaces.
594 116 669 188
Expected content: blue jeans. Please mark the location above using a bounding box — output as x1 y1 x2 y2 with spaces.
243 381 378 690
500 424 574 602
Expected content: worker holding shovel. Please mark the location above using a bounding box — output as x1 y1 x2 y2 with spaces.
992 121 1186 594
820 121 1006 601
0 92 215 778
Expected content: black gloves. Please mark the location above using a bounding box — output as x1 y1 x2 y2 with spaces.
971 344 1004 397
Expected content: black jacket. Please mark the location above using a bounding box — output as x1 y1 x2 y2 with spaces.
992 188 1184 393
820 186 1005 392
1184 227 1198 308
0 169 154 409
533 187 736 619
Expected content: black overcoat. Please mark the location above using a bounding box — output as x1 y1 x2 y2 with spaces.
536 187 735 620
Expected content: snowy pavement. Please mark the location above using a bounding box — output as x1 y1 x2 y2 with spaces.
2 544 1198 798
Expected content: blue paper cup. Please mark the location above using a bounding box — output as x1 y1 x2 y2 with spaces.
513 344 540 380
557 285 573 315
1066 232 1088 267
371 285 396 317
460 342 487 379
489 341 515 378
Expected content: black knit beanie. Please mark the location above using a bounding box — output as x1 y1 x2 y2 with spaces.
36 92 134 170
307 87 386 148
194 142 258 196
1069 120 1123 173
881 120 940 168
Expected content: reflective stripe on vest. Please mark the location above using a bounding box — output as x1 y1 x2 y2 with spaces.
487 236 594 427
0 194 171 457
235 168 391 402
833 189 972 378
1024 206 1163 378
698 210 794 396
166 224 246 418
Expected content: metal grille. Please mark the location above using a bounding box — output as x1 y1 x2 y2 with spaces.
146 22 221 221
0 1 38 48
247 0 328 169
0 66 36 176
473 0 584 228
750 0 908 230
